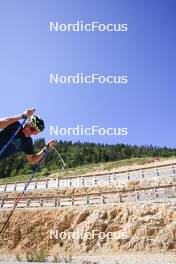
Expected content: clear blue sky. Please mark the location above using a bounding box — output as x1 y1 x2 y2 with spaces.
0 0 176 147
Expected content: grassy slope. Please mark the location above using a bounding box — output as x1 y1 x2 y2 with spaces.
0 156 169 185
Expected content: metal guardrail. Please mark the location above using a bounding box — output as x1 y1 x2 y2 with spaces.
0 163 176 193
0 183 175 209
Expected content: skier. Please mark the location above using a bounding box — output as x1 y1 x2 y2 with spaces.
0 108 57 164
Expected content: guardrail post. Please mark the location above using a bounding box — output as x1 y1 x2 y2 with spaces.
118 191 122 203
101 194 106 204
135 188 140 201
4 184 7 192
81 178 85 187
153 187 158 198
113 173 117 181
72 196 74 206
27 199 30 207
40 199 43 207
46 180 48 189
156 168 159 176
127 171 130 180
58 196 60 207
86 195 89 205
94 177 97 186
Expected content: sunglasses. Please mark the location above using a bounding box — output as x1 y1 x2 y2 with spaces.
30 126 38 133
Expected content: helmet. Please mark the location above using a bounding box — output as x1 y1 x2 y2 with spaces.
29 115 45 132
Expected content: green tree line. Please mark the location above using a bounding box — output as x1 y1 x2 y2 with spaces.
0 139 176 178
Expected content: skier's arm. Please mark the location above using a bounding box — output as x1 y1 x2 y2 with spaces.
26 148 46 165
26 140 57 165
0 115 22 129
0 109 35 129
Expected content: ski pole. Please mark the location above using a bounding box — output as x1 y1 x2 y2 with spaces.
0 118 27 157
53 146 66 169
0 149 49 235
